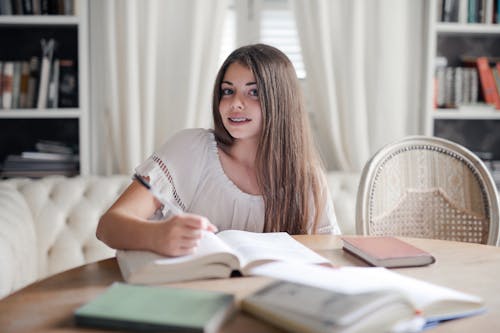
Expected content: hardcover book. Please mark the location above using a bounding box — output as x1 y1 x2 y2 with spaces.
116 230 330 284
74 282 235 332
74 282 235 333
476 56 500 109
341 236 436 268
242 280 417 333
250 262 485 330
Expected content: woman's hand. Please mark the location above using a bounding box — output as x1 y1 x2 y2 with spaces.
152 213 218 256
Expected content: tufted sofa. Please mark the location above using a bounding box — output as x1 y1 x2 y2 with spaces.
0 171 359 299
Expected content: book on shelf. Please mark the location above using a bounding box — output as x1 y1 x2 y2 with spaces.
476 57 500 110
27 56 40 109
11 62 22 109
2 61 14 109
37 38 56 109
0 169 79 178
35 139 74 154
242 280 419 333
441 0 460 22
341 236 436 268
250 261 485 329
21 151 79 161
493 63 500 98
74 282 235 333
2 154 79 171
58 59 78 108
19 61 30 109
116 230 330 284
47 58 59 108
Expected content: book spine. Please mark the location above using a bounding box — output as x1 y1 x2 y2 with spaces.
11 61 22 109
458 0 468 23
58 59 78 107
0 61 3 108
47 58 59 108
476 57 500 109
2 62 14 110
37 38 56 109
37 56 50 109
494 63 500 97
468 0 477 22
19 61 30 109
26 56 40 109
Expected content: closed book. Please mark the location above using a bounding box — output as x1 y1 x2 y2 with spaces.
74 282 235 333
341 236 436 268
2 61 14 109
476 57 500 109
58 59 78 107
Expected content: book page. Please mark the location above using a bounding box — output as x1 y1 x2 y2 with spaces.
249 262 484 322
216 230 329 271
116 231 240 284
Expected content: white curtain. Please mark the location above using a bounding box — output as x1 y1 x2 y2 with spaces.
292 0 425 171
89 0 227 175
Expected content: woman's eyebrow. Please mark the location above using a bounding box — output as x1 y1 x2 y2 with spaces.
221 80 256 86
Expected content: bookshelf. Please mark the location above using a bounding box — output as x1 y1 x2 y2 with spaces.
0 0 89 177
424 0 500 188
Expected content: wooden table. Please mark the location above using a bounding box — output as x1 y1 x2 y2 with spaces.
1 235 500 332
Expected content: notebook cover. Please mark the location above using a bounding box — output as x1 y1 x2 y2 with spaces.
74 282 235 332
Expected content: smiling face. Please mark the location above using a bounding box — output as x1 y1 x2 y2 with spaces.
218 62 263 142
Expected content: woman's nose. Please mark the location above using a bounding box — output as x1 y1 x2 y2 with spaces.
230 94 244 110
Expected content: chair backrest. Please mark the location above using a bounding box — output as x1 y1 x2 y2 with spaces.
356 136 500 245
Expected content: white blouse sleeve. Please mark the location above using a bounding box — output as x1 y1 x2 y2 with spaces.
135 128 211 213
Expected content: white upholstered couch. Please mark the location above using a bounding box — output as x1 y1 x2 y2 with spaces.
0 172 360 299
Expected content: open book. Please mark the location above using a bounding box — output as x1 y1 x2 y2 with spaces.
249 262 485 329
116 230 330 284
242 280 419 333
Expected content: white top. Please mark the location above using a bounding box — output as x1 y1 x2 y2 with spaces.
136 128 340 234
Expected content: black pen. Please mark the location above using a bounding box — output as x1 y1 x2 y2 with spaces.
133 174 183 214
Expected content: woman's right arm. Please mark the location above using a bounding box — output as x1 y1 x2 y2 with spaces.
96 179 217 256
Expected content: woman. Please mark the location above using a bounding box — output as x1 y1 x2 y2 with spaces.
96 44 340 257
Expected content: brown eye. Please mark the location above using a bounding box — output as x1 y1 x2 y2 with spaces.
249 89 258 97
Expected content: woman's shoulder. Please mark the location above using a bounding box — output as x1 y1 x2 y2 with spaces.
167 128 214 145
159 128 216 156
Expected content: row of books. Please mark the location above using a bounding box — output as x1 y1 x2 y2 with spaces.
0 0 73 15
434 57 500 110
438 0 500 24
0 39 78 109
1 139 79 178
435 66 480 108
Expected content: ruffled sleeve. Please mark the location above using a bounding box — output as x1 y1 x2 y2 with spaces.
135 128 212 214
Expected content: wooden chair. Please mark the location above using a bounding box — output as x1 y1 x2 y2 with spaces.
356 136 500 245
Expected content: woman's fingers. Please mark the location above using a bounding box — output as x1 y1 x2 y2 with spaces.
156 213 217 256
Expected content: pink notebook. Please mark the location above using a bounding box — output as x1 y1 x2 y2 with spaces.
341 236 436 268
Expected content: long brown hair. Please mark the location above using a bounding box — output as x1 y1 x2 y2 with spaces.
212 44 326 234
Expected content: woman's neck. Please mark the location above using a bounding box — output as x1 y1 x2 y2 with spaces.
228 138 258 169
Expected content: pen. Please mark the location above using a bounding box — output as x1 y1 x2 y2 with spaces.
133 174 183 215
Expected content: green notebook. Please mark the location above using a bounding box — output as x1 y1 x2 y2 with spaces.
74 282 235 332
